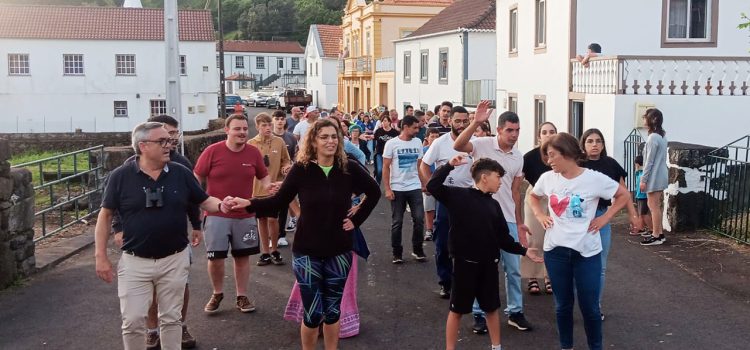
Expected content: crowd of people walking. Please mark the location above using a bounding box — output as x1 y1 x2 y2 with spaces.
94 98 669 350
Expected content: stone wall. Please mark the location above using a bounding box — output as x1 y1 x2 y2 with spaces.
0 139 35 289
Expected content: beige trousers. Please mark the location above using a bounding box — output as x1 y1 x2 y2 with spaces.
117 247 189 350
521 185 548 279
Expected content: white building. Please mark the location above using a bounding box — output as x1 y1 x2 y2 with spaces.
395 0 496 114
305 24 342 109
220 40 306 95
496 0 750 164
0 5 219 133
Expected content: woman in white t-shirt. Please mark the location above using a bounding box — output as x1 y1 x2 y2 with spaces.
528 133 631 350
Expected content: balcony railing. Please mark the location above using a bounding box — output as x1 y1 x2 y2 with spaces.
338 56 372 75
571 56 750 96
375 57 394 72
464 79 496 107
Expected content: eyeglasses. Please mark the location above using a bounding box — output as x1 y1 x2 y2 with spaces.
141 138 172 147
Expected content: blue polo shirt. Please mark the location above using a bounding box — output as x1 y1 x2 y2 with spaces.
102 158 209 258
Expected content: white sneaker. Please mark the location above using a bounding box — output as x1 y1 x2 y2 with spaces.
278 237 289 247
285 217 297 231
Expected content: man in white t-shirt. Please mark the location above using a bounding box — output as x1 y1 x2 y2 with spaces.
292 106 320 142
454 100 533 332
383 115 425 264
418 106 474 299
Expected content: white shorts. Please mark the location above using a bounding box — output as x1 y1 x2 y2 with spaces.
423 193 436 212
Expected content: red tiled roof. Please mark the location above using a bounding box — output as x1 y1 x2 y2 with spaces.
0 5 214 41
314 25 342 58
226 73 255 81
379 0 454 5
407 0 495 38
222 40 304 54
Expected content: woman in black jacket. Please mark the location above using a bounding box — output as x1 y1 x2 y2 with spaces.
231 118 380 350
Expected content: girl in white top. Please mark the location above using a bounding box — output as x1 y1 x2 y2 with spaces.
528 133 631 350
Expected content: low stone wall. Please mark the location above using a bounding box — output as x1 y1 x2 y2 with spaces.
0 140 35 289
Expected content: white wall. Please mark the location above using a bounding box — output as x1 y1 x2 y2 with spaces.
467 32 497 80
222 51 305 80
576 0 748 56
496 0 573 153
305 31 339 109
395 33 464 112
0 39 218 133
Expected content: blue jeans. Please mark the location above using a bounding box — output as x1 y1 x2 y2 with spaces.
390 189 425 256
374 154 383 184
473 223 523 316
433 201 451 287
545 247 602 350
596 208 611 307
367 140 375 161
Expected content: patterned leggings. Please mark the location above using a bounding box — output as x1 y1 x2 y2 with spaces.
292 252 353 328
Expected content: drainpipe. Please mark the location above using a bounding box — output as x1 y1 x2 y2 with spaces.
461 30 469 105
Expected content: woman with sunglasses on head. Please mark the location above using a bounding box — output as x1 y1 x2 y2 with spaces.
580 128 641 320
521 122 557 296
230 118 380 350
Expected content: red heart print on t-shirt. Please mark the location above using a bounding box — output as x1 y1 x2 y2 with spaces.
550 194 570 217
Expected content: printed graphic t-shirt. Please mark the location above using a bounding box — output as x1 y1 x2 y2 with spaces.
382 137 423 192
422 133 474 188
533 169 619 257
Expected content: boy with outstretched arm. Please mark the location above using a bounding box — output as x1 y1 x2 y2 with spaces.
427 155 542 350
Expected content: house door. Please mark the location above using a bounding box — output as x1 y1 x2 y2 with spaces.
353 87 360 111
366 88 371 111
379 83 388 107
569 101 584 140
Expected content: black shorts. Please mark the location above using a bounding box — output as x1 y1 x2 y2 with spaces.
255 204 284 219
636 198 650 215
449 257 501 314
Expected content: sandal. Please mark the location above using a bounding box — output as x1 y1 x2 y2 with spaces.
527 280 541 295
544 279 553 294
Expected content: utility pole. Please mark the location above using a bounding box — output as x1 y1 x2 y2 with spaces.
164 0 184 153
218 0 227 118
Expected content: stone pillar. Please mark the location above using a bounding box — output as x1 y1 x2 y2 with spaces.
0 139 36 289
663 142 726 232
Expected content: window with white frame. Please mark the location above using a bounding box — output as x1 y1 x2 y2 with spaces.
277 57 284 69
114 101 128 117
508 94 518 113
666 0 711 40
115 54 136 75
309 63 313 76
438 48 448 83
315 63 318 76
63 54 84 75
403 51 411 83
292 57 300 70
365 29 371 56
256 56 265 69
420 50 428 83
534 96 546 134
569 101 584 140
235 56 244 69
150 99 167 116
180 55 187 75
509 7 518 53
535 0 546 48
8 54 29 75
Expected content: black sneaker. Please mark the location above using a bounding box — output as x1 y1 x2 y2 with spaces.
508 312 532 331
392 255 404 264
439 285 451 299
257 253 272 266
641 235 665 246
271 251 285 265
640 230 654 238
411 250 427 262
472 314 488 334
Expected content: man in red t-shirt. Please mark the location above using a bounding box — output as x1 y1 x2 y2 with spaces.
194 114 273 314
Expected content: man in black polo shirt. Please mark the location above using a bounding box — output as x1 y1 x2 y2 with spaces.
95 122 231 350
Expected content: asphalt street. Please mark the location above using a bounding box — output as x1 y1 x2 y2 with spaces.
1 107 748 349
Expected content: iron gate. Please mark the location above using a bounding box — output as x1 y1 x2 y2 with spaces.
703 135 750 243
623 128 644 194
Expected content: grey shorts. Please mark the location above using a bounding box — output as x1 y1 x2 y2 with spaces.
423 193 436 212
203 216 260 260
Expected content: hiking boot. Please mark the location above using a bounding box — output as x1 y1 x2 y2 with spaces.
641 235 665 245
392 255 404 264
411 250 427 262
236 296 256 313
424 230 433 241
277 237 289 247
271 251 285 265
181 325 196 349
472 314 488 334
257 253 272 266
203 293 223 313
439 285 451 299
508 312 532 331
145 331 160 349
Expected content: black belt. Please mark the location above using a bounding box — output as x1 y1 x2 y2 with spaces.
122 244 187 260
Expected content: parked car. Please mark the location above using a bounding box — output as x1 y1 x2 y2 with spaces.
223 94 243 114
266 92 283 110
246 92 270 107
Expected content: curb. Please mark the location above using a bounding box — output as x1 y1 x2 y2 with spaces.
34 230 95 273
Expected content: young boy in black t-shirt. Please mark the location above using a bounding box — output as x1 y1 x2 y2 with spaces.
427 155 543 350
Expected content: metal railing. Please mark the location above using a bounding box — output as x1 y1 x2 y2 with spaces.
623 128 645 195
11 145 105 242
375 57 394 72
571 56 750 96
338 56 372 75
464 79 496 107
703 135 750 243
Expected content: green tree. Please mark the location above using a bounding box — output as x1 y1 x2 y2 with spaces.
293 0 344 43
237 0 296 41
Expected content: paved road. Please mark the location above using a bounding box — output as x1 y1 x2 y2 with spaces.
1 108 749 349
